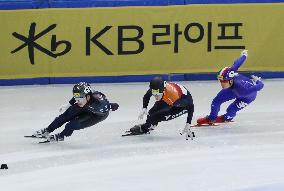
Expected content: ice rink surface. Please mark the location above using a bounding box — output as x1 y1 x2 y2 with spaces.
1 79 284 191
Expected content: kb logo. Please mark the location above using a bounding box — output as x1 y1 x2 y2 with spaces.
1 164 8 170
11 22 72 65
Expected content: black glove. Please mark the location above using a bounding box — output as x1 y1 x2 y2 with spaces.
110 103 119 111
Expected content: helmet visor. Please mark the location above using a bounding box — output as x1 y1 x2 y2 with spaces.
219 79 230 83
151 89 163 96
217 74 224 81
73 92 85 102
75 97 86 103
218 75 230 83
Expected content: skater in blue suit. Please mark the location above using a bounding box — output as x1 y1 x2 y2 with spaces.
197 50 264 125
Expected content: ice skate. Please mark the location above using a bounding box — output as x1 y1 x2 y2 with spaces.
122 125 146 136
24 128 50 138
197 116 214 125
47 134 64 142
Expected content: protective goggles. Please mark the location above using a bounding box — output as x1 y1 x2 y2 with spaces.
73 93 85 102
217 74 224 81
151 89 163 96
217 74 229 83
219 79 230 83
74 97 86 103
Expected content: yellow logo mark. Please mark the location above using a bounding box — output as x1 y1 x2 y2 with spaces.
73 93 81 97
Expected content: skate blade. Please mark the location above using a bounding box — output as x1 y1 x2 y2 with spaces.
24 135 46 138
191 121 234 127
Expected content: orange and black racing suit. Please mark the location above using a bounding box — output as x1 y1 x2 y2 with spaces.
141 82 194 133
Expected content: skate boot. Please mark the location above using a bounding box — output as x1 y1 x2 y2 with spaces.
197 116 214 125
129 125 145 135
47 133 64 142
215 115 225 123
148 125 156 131
32 128 49 138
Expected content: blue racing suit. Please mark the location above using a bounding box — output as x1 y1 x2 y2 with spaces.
208 55 264 121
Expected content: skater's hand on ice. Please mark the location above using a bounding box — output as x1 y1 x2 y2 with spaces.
251 75 261 84
138 108 147 120
241 50 248 57
180 123 194 140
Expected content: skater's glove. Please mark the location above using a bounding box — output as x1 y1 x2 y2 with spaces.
138 108 147 120
59 103 71 113
241 49 248 57
110 103 119 111
180 123 194 140
251 75 261 85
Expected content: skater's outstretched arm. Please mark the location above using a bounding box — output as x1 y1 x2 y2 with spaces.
231 50 248 71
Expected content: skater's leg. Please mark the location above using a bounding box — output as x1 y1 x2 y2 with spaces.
148 101 169 116
140 106 188 133
59 113 109 138
224 95 256 121
46 105 84 133
208 89 236 121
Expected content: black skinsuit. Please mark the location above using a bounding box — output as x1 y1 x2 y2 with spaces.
46 91 118 138
140 87 194 133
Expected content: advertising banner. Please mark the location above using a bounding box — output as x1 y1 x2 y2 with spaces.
0 4 283 79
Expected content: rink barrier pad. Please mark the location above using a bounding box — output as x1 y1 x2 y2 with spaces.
1 71 283 86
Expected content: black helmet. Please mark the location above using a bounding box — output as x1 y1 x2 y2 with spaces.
149 77 165 94
73 82 92 98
